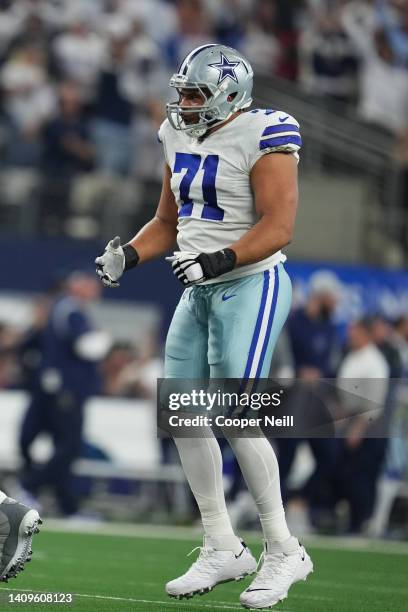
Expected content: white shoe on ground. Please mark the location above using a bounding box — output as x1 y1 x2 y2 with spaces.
240 536 313 609
166 534 257 599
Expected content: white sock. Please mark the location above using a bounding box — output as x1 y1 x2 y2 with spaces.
205 534 244 555
0 490 7 503
174 434 235 538
227 435 291 545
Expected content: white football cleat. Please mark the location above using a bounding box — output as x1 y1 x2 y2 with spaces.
165 535 256 599
240 536 313 609
0 492 42 583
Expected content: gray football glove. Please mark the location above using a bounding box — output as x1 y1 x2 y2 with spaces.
95 236 125 288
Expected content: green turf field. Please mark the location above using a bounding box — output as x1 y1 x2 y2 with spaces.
1 525 408 611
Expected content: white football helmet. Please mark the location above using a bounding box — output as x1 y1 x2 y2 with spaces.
166 44 254 138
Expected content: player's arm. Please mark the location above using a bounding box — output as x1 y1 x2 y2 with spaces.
95 165 178 287
230 152 298 266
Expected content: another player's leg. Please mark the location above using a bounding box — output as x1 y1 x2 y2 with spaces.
164 290 256 599
209 264 313 608
0 490 42 582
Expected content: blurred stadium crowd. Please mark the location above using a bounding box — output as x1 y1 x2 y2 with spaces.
0 0 407 239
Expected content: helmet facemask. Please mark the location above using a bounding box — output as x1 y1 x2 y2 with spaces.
166 75 240 138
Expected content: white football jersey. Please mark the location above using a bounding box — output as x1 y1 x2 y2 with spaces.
158 108 301 284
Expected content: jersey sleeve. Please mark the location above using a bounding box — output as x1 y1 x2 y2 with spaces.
246 110 302 171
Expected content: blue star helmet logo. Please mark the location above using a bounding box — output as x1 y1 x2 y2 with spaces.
208 52 240 85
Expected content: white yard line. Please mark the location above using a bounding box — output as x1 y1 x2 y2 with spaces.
42 519 408 556
75 593 242 610
0 588 295 611
43 519 203 540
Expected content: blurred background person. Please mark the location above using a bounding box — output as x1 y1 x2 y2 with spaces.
39 81 94 235
17 295 50 394
341 2 408 134
299 2 359 105
275 270 343 533
372 313 403 424
163 0 213 69
1 43 55 168
51 6 105 100
18 272 111 517
287 270 342 380
367 312 408 537
335 317 390 533
239 0 282 76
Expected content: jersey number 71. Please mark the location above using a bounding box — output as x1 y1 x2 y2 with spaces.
173 153 224 221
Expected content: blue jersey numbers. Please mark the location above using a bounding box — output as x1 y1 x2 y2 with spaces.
173 153 224 221
173 153 200 218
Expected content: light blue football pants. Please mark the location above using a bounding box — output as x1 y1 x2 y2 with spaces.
164 263 293 541
165 263 292 379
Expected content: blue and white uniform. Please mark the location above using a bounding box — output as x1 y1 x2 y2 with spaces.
160 108 301 378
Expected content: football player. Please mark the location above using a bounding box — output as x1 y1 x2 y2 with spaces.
0 491 42 582
96 44 313 609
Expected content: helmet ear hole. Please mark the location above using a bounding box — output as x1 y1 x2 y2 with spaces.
227 92 238 102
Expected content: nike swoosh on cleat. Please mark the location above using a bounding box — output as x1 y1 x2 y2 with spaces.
222 293 237 301
235 548 245 559
246 588 272 592
279 115 289 122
